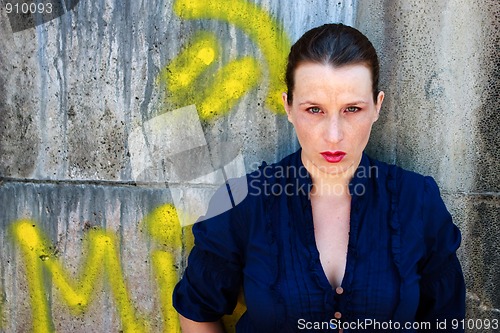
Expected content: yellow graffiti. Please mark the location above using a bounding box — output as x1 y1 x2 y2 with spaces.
198 57 261 119
143 204 186 333
11 220 146 333
143 204 185 252
160 0 290 119
160 32 261 120
159 31 220 108
174 0 290 114
143 204 245 333
152 252 181 333
12 204 246 333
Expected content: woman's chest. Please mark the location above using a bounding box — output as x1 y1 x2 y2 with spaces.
241 200 420 331
311 194 351 288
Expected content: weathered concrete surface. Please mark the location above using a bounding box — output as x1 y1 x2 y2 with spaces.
0 0 357 332
0 0 356 182
0 181 171 332
358 0 500 331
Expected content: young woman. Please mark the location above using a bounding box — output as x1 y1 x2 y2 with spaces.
173 23 465 332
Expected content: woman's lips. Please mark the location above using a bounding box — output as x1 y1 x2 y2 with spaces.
320 151 346 163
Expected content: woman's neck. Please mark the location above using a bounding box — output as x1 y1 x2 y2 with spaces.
303 157 360 198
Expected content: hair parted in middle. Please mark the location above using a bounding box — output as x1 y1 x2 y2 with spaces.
285 23 380 105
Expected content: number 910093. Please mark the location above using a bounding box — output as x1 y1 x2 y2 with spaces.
6 2 53 15
451 318 499 330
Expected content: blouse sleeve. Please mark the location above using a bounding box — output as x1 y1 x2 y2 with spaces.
172 177 249 322
416 176 466 331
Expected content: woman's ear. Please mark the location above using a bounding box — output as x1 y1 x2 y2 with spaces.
374 91 385 121
282 92 293 123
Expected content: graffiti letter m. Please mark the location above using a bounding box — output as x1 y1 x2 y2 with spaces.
11 220 146 333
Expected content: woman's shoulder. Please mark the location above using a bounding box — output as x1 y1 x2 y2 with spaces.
365 154 438 198
201 150 303 223
246 149 308 195
248 149 303 179
365 154 453 239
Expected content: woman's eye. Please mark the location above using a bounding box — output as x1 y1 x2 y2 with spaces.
308 107 321 114
345 106 360 113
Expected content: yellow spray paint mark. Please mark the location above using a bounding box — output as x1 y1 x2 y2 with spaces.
143 204 183 252
173 0 290 115
151 251 181 333
159 31 220 109
160 34 261 120
143 204 245 333
11 220 146 333
11 204 241 332
198 57 261 119
12 221 53 333
142 204 189 333
221 291 247 332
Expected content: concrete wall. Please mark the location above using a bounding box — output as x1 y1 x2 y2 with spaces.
357 0 500 330
0 0 498 332
0 1 356 332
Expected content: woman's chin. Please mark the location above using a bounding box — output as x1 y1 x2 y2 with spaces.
311 159 350 176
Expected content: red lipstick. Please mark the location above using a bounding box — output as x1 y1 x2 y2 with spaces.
320 151 346 163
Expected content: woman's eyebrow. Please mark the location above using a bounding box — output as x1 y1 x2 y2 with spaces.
298 99 368 106
298 101 316 106
346 100 368 105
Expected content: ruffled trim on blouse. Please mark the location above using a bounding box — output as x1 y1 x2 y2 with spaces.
254 159 285 313
387 164 405 319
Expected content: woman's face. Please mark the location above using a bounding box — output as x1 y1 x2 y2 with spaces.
283 62 384 178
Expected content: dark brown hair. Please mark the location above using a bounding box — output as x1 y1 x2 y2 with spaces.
285 23 380 104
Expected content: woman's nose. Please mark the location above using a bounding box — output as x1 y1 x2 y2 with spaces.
324 114 344 144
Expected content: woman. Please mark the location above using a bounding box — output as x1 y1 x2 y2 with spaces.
173 23 465 332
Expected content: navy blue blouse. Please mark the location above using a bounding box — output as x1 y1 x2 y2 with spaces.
173 150 465 332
